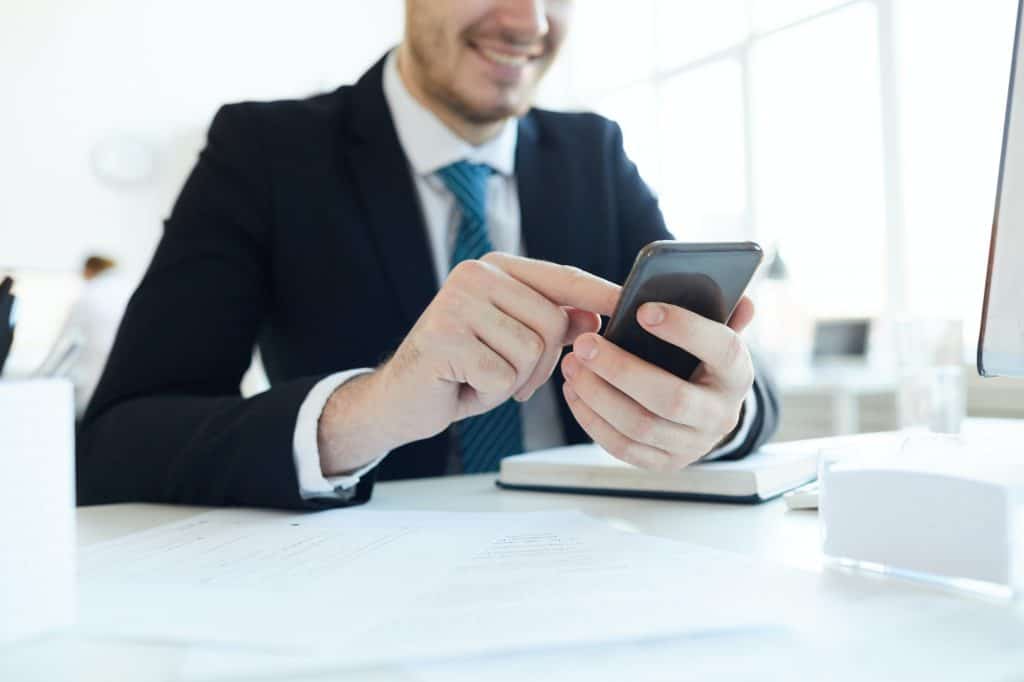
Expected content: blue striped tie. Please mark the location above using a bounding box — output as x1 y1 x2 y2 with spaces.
436 161 524 473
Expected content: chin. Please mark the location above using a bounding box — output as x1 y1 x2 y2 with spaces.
453 86 536 124
462 102 526 124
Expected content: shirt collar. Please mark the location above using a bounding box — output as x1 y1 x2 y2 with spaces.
382 50 517 178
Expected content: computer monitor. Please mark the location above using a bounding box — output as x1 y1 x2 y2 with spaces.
979 0 1024 377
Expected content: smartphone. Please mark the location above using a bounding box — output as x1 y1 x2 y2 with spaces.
602 241 763 380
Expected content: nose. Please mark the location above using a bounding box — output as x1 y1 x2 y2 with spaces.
497 0 550 42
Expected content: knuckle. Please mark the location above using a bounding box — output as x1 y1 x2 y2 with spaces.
720 330 747 370
609 438 634 464
577 405 600 431
546 307 570 345
523 329 545 359
628 410 657 444
478 353 514 392
562 265 589 296
666 453 686 471
644 452 670 472
480 251 505 267
437 287 468 317
422 312 460 341
494 365 517 393
563 264 586 283
666 382 692 423
477 351 501 375
451 258 488 283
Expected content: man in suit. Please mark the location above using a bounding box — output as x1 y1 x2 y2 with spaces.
78 0 779 511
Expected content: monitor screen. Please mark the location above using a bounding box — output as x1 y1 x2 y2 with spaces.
980 0 1024 377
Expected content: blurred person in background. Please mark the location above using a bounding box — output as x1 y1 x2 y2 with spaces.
58 254 133 417
79 0 779 510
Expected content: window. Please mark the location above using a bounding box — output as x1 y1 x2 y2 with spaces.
749 1 886 317
895 1 1018 343
657 59 746 242
554 0 1019 354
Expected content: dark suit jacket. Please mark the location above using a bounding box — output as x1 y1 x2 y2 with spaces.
78 55 780 511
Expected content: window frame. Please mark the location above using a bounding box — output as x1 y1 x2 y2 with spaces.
563 0 905 317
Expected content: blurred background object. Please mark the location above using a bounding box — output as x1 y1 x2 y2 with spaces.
893 318 966 433
4 0 1024 436
54 255 134 416
812 319 871 364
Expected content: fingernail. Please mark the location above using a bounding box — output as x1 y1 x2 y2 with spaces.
639 303 665 326
562 354 578 379
575 336 598 361
563 383 578 401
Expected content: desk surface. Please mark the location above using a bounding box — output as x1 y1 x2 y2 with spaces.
77 475 825 571
8 468 1024 681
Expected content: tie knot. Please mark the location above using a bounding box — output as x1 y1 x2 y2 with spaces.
436 161 493 225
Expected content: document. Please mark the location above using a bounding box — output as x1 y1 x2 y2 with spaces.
181 626 799 682
80 508 802 671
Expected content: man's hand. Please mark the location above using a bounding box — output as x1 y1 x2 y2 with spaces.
560 297 756 471
317 253 620 476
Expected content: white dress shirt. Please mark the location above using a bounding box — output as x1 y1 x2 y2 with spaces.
291 51 755 500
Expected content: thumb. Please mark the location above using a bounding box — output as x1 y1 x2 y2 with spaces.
727 296 755 334
561 307 602 345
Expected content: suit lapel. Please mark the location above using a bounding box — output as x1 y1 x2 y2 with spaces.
516 114 572 268
343 57 438 328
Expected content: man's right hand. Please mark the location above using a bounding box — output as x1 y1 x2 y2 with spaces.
317 252 622 476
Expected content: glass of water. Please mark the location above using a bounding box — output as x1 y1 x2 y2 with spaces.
894 318 966 434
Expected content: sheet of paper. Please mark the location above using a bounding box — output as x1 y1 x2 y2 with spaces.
346 523 787 663
403 627 805 682
80 508 800 672
80 509 573 654
181 626 799 682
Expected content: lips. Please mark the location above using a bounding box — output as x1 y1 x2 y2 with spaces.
470 40 544 70
478 47 531 67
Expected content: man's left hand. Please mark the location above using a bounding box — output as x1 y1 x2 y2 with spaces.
560 297 756 471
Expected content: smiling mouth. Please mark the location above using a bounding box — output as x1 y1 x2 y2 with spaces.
471 42 544 69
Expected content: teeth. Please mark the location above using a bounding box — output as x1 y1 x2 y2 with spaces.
479 48 529 67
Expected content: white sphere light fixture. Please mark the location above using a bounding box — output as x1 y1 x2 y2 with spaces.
90 135 157 188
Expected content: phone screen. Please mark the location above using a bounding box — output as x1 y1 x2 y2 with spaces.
602 242 762 380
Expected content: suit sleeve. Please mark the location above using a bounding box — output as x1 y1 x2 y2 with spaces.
605 120 780 455
77 105 375 511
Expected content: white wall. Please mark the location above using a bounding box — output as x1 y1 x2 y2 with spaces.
1 0 407 275
0 0 577 374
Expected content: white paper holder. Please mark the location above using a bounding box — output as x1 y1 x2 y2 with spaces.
0 379 77 643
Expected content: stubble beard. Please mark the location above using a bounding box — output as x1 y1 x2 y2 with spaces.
408 26 549 126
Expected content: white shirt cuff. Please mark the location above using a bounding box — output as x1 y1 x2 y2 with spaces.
701 388 758 462
292 369 388 500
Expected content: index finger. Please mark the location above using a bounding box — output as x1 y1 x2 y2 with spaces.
481 252 620 317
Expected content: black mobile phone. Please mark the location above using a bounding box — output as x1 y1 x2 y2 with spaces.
603 241 763 380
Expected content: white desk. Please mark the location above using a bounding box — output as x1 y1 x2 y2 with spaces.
6 462 1024 680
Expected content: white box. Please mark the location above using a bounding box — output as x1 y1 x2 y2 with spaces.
0 379 76 642
821 439 1024 593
